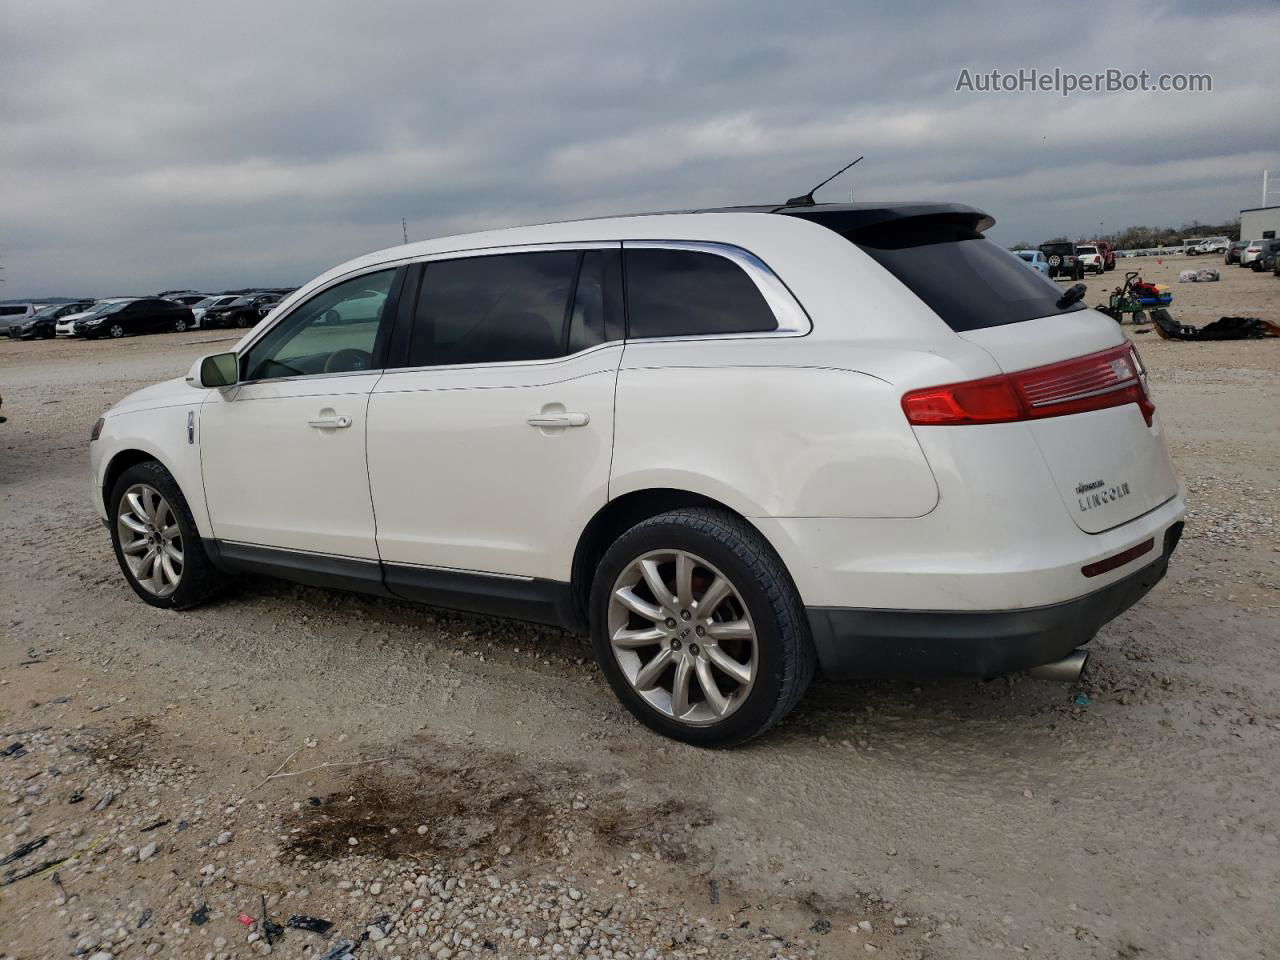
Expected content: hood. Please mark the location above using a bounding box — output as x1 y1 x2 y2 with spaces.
108 376 201 417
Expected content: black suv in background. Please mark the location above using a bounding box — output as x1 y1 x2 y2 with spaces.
7 300 96 340
201 292 283 329
74 298 195 338
1037 241 1086 280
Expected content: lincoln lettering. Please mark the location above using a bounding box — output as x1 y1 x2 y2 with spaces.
1078 481 1131 511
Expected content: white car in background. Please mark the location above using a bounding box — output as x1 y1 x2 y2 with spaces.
56 299 131 337
1075 244 1105 274
88 201 1185 746
190 295 238 329
1240 239 1268 267
1191 237 1229 255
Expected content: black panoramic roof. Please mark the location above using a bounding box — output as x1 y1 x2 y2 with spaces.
697 201 996 233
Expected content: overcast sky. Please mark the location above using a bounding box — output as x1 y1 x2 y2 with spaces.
3 0 1278 298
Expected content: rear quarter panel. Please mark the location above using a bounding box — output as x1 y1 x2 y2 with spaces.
610 339 940 518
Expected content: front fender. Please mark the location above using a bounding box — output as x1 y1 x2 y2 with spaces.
92 401 211 537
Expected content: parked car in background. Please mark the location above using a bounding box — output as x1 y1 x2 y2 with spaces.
89 201 1184 745
201 292 282 329
189 295 236 328
1076 244 1106 274
1013 249 1050 275
1240 239 1268 267
1191 237 1230 256
7 300 97 340
1038 241 1085 280
74 298 194 339
166 294 209 307
57 300 129 337
0 303 45 334
1225 240 1250 264
1180 237 1207 256
1095 241 1116 271
1250 239 1280 272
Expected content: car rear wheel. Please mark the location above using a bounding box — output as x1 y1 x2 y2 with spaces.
591 508 815 747
174 317 188 332
109 460 225 609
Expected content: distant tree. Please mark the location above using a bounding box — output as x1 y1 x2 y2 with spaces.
1007 241 1035 251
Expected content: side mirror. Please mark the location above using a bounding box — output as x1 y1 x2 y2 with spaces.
186 352 238 388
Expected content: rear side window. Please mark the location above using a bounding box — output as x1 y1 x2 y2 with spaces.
0 306 26 317
849 216 1085 332
409 250 622 367
623 248 778 339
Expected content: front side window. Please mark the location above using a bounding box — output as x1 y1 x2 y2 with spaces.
623 248 778 339
243 269 395 381
408 251 581 367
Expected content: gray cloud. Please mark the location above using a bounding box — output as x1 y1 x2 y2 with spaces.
2 0 1277 296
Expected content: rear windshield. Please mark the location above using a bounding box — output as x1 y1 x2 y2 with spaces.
844 215 1086 332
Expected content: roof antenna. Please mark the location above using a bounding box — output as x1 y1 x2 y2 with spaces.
782 155 864 208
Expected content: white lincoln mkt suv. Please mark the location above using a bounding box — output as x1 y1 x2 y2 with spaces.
90 203 1185 746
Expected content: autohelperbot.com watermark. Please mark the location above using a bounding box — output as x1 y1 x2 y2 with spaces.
955 67 1212 96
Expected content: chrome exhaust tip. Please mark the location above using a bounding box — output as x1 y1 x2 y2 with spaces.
1027 648 1090 682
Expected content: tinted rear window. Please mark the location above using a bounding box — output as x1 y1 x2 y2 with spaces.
624 248 777 339
847 215 1085 332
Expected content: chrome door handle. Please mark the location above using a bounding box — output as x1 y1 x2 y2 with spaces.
527 412 590 428
308 415 352 429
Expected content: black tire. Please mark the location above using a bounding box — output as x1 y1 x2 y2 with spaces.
108 323 125 338
108 460 225 610
174 317 188 332
235 314 251 329
590 507 815 747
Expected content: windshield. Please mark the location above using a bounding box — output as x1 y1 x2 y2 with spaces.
844 215 1086 332
32 303 69 318
96 300 132 316
229 296 257 307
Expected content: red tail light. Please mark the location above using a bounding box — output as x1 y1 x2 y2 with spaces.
903 345 1155 427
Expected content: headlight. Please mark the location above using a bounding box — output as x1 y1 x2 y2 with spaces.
90 417 105 441
85 318 103 325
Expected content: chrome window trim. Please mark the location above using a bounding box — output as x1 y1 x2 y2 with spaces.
377 339 622 379
622 240 812 340
235 237 809 384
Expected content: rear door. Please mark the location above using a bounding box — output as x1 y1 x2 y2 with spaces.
852 218 1178 534
366 245 624 583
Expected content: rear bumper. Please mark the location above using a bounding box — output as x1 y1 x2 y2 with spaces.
807 522 1182 679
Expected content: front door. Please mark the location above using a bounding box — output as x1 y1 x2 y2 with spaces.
367 246 624 582
199 267 402 560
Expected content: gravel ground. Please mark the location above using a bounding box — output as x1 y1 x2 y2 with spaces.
1 263 1278 960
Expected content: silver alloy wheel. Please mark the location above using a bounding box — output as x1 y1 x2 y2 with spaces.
109 323 125 338
117 483 183 597
607 549 757 726
174 318 187 332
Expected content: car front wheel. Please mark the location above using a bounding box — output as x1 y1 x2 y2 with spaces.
109 460 225 609
591 508 815 747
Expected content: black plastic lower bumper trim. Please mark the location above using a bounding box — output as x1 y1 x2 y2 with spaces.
807 522 1182 680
